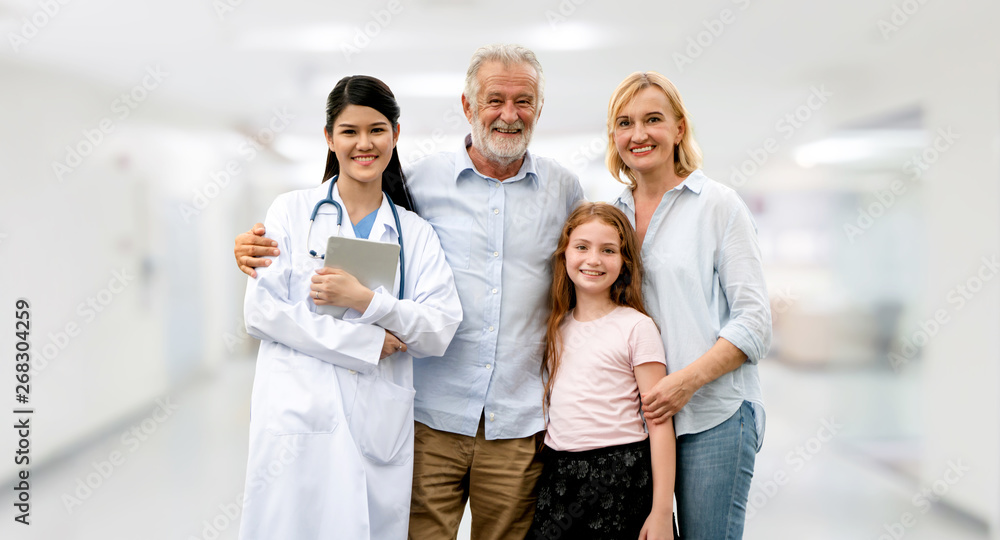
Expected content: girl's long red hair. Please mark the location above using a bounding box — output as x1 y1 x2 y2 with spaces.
542 202 650 414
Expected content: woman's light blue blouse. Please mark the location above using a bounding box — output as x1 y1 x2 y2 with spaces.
614 169 770 449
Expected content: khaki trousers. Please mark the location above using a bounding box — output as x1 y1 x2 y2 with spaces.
409 417 543 540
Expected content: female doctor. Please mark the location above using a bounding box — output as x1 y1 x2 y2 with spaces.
238 75 462 540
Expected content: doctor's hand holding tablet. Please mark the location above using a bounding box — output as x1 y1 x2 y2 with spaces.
310 222 410 358
236 75 461 540
311 265 407 358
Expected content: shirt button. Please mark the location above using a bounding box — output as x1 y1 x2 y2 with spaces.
486 364 492 370
492 288 498 294
348 370 357 375
488 326 495 332
493 208 500 214
493 251 499 257
489 413 495 422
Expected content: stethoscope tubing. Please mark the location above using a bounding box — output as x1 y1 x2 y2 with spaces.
307 176 405 300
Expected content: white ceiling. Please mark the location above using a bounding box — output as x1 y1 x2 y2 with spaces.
1 0 993 178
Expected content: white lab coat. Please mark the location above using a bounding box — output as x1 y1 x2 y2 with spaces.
238 181 462 540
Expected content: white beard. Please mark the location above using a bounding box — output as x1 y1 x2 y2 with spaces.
470 110 533 166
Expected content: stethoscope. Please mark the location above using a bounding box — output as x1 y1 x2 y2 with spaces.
306 175 405 300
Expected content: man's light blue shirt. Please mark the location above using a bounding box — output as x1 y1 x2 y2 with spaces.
614 169 770 449
405 137 584 439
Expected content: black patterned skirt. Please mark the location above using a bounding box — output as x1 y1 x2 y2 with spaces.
527 438 675 540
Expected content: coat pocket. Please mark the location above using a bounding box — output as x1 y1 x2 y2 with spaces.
350 376 416 465
265 357 339 436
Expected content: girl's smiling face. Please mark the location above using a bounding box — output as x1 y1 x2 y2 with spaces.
564 218 624 301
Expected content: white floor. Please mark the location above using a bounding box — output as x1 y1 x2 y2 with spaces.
0 357 989 540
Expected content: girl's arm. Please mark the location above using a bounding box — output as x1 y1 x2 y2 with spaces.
635 362 675 540
244 196 387 374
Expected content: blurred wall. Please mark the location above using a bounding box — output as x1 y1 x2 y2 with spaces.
1 60 169 478
828 27 1000 523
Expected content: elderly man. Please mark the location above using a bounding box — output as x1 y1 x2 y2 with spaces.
234 44 583 539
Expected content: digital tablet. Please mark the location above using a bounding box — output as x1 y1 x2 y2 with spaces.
315 235 400 318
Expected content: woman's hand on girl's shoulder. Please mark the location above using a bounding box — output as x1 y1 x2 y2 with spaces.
638 511 674 540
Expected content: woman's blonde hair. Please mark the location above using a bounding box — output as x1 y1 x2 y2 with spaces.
606 71 703 188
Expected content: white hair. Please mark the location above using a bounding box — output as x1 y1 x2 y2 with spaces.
463 43 545 106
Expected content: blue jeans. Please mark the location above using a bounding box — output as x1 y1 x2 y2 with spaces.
675 401 758 540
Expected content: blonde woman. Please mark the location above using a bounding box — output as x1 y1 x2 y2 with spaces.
607 71 771 540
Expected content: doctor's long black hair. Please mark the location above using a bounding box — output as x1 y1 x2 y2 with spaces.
322 75 415 212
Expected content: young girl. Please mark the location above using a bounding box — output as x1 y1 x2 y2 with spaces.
238 75 462 540
528 202 676 540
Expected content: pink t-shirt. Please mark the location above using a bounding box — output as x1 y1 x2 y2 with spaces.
544 306 667 452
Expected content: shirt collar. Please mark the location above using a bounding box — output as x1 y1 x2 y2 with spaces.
613 168 708 209
614 185 635 212
454 134 539 188
681 169 707 194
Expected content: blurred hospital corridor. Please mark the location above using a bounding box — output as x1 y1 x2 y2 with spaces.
2 0 999 538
